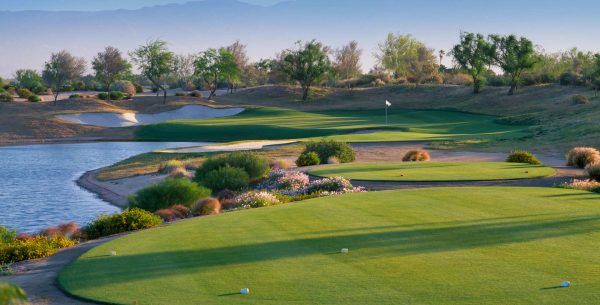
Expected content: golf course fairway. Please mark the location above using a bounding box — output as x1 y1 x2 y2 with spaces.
309 162 556 182
60 187 600 305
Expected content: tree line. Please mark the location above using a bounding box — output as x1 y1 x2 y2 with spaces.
1 32 600 103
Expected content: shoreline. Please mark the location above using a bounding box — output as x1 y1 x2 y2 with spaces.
76 169 129 208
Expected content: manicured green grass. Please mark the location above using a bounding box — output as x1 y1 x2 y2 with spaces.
309 162 556 182
60 187 600 305
135 107 528 143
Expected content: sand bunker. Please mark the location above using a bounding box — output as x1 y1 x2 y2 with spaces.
56 105 245 127
160 140 297 153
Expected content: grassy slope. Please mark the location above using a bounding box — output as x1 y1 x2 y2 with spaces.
309 162 555 182
60 187 600 305
212 84 600 151
135 107 526 143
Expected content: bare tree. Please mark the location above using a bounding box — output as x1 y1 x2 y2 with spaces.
225 40 249 92
334 41 362 83
42 50 86 103
172 54 198 90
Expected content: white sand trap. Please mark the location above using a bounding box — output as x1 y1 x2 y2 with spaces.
56 105 245 127
160 140 297 153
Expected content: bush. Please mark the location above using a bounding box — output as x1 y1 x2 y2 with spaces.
0 226 75 264
216 189 237 210
113 81 136 98
295 151 320 167
302 140 356 164
269 158 292 170
305 176 355 194
191 198 222 216
16 88 32 99
586 163 600 182
259 170 310 191
82 208 163 240
175 92 186 97
129 178 212 212
133 83 144 93
506 151 541 165
402 150 431 162
97 92 108 100
40 221 80 239
566 147 600 168
189 90 202 97
69 94 81 99
0 282 28 304
159 160 185 174
558 179 600 193
27 95 41 102
200 166 250 192
0 93 14 102
234 191 280 208
194 152 270 182
109 91 126 100
155 204 191 222
572 94 589 105
446 73 473 86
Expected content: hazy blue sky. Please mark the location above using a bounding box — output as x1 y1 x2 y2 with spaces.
1 0 599 78
1 0 284 10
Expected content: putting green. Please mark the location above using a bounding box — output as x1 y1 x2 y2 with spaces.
309 162 555 182
134 107 528 142
60 187 600 305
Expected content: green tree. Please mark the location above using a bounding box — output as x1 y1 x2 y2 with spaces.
42 50 86 102
14 69 44 92
130 40 174 104
280 40 331 101
592 54 600 96
194 48 240 100
92 46 131 101
490 34 537 95
226 40 249 92
406 45 439 85
333 41 362 81
451 32 496 93
376 33 421 79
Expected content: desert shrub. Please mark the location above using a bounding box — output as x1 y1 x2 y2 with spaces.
572 94 589 105
155 204 191 222
0 93 14 103
200 166 250 192
295 151 320 167
0 282 28 304
558 179 600 193
182 159 202 171
133 82 144 93
69 94 81 99
27 95 41 102
189 90 202 97
560 72 582 86
302 140 356 164
97 92 108 100
129 178 212 212
446 73 473 86
586 163 600 182
82 208 163 240
6 87 16 95
269 158 292 170
16 88 32 99
305 176 355 194
216 189 237 210
191 198 222 216
402 150 431 162
506 151 541 165
40 222 80 239
372 78 386 87
259 170 310 191
168 167 191 179
234 191 280 208
109 91 125 100
566 147 600 168
327 156 341 164
159 160 185 174
0 227 75 264
486 75 509 86
113 80 136 98
195 152 269 182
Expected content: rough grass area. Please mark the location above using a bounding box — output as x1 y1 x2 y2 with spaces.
60 187 600 305
96 145 303 181
309 162 555 182
135 107 527 143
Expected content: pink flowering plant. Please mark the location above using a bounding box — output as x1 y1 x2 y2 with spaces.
304 176 365 195
234 191 281 208
259 170 310 192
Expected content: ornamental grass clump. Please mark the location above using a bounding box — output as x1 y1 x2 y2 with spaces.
558 179 600 193
234 191 281 208
506 150 541 165
154 204 191 222
402 150 430 162
159 160 185 174
586 163 600 182
191 198 222 216
566 147 600 168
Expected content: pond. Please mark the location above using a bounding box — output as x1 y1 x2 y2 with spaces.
0 142 202 233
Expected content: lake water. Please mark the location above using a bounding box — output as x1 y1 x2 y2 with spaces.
0 142 201 233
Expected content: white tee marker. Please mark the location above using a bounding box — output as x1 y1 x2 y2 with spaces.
341 248 349 254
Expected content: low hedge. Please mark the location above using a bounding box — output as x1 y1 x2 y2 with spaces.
82 208 163 240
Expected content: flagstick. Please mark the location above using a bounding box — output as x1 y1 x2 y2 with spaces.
385 105 388 125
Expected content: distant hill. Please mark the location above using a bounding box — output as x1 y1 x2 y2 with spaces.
1 0 598 77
